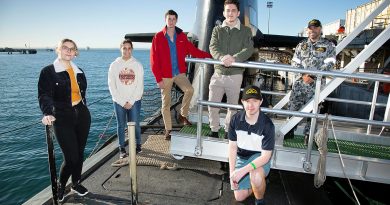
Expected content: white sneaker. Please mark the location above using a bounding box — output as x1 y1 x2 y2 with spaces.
71 184 88 196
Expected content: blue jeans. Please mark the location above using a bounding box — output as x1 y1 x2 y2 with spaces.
113 100 141 149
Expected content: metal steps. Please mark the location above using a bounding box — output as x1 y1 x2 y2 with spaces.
274 0 390 136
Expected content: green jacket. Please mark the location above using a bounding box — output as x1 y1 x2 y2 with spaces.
209 24 254 75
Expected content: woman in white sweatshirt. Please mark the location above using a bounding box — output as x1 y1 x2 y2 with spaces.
108 39 144 158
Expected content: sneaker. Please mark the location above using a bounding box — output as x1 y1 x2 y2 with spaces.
209 131 219 138
136 144 142 154
164 130 171 140
119 147 128 159
71 184 89 196
57 183 65 202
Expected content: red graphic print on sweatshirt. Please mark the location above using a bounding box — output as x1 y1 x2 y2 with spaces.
119 68 135 85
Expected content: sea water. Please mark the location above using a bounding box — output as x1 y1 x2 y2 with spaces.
0 49 157 204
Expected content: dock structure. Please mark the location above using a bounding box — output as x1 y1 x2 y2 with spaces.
24 129 336 205
22 1 390 204
0 47 37 54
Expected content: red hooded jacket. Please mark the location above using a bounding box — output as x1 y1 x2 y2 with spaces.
150 26 211 83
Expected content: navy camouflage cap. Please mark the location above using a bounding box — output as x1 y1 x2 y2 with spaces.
308 19 322 28
242 85 262 100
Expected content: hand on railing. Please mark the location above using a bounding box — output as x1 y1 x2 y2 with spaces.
42 115 56 126
220 55 235 67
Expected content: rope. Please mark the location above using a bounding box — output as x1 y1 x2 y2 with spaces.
314 114 329 188
88 111 116 158
330 120 361 205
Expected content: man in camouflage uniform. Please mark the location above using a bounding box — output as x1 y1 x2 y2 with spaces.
285 19 336 144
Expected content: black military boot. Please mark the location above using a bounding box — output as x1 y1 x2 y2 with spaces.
284 129 294 139
304 134 309 146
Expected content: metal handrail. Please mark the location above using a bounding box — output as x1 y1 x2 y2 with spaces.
188 58 390 127
257 91 387 107
189 58 390 137
200 100 390 127
186 58 390 83
190 58 390 171
325 97 387 107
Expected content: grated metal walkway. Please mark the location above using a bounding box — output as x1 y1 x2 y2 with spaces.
284 135 390 160
180 124 226 138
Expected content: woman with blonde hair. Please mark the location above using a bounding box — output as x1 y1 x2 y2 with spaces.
38 38 91 202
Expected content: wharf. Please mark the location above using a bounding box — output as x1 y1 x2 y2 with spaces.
0 48 37 54
58 129 332 205
24 106 390 204
25 128 333 205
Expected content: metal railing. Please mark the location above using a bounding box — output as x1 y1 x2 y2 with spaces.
187 57 390 169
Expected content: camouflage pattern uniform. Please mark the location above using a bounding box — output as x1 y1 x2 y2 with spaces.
289 37 336 135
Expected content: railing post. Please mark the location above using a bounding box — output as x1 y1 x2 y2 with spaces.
127 122 138 205
367 81 380 134
195 63 205 156
285 71 289 92
270 71 274 103
303 75 322 172
45 125 58 205
382 92 390 134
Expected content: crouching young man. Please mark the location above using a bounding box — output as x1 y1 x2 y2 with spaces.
228 85 275 205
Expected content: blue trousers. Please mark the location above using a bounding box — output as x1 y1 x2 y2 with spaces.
113 100 141 149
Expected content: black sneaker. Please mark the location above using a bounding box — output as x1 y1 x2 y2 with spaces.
71 184 88 196
119 147 128 159
209 131 219 138
57 183 65 202
136 144 142 154
224 132 228 139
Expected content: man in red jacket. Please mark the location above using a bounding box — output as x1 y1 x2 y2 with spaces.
150 9 211 140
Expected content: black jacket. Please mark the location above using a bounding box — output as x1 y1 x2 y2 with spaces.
38 64 87 116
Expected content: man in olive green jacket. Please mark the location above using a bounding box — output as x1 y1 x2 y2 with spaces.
208 0 254 138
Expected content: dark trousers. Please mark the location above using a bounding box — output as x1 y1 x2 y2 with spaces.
53 103 91 186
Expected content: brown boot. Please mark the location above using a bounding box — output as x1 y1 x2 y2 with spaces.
178 114 192 126
164 130 171 140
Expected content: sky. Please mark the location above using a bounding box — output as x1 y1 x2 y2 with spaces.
0 0 371 49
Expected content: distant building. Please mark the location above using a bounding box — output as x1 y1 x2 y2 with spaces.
345 0 390 34
298 0 390 36
323 19 346 36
